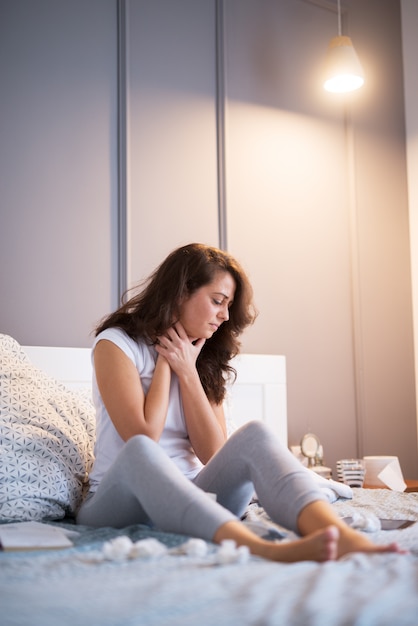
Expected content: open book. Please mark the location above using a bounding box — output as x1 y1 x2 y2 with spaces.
0 521 78 551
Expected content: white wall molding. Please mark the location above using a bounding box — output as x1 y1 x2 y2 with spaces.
117 0 128 300
216 0 228 251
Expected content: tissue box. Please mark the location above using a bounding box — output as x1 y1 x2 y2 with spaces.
363 456 406 492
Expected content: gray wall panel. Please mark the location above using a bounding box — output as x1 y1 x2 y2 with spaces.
125 0 219 286
0 0 118 347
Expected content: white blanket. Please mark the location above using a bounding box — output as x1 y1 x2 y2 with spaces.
310 468 353 502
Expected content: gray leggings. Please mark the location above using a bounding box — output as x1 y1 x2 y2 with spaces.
76 421 326 541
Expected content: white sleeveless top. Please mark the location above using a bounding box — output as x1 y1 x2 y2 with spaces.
88 327 203 490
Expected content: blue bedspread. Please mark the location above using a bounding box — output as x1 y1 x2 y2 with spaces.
1 489 418 626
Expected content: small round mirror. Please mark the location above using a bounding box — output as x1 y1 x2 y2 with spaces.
300 433 321 465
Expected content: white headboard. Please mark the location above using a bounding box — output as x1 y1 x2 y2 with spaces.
23 346 287 446
227 354 287 446
23 346 93 392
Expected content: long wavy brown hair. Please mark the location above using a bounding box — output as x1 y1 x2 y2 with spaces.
95 243 257 403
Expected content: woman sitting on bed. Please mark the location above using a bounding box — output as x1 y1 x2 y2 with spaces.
77 242 401 562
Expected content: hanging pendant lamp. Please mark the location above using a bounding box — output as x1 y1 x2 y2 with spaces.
323 0 364 93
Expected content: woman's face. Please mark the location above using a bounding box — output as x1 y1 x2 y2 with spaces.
178 271 236 340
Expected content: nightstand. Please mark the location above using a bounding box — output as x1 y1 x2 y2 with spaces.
405 479 418 493
363 479 418 492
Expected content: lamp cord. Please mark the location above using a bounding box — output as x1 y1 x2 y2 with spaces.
337 0 342 36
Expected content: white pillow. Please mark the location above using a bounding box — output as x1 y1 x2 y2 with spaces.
0 334 95 522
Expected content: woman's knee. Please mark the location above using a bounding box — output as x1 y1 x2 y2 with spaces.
122 434 175 472
231 420 288 455
234 420 271 443
125 433 152 449
122 434 159 461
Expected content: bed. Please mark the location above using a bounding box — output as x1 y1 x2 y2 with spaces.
1 333 418 625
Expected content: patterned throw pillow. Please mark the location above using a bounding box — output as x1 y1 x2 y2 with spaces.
0 334 95 522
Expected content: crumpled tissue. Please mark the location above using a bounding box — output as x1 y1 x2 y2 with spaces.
215 539 250 564
103 536 169 561
102 536 250 565
346 511 381 533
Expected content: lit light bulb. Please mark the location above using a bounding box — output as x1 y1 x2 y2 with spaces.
323 35 365 93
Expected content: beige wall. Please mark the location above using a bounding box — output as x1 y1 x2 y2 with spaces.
402 0 418 467
223 0 358 474
0 0 416 477
222 0 417 476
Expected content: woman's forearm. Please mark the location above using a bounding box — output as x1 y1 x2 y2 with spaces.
143 355 172 440
179 370 227 464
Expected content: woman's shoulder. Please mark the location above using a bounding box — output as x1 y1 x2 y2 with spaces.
95 326 132 346
94 327 153 366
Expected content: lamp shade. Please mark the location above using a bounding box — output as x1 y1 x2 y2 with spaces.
323 35 364 93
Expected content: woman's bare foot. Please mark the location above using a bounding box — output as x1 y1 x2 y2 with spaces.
265 525 339 563
214 521 340 563
267 525 404 562
297 500 406 559
337 525 404 558
214 514 405 564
